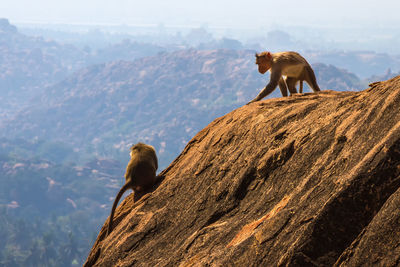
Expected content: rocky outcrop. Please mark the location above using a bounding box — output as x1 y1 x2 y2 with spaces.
85 77 400 266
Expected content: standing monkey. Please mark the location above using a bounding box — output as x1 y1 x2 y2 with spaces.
248 51 320 103
107 142 158 235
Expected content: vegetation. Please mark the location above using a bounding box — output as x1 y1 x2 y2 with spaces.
0 141 123 266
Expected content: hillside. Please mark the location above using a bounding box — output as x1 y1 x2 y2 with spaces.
0 19 87 95
1 49 363 169
85 76 400 266
0 18 90 124
0 146 125 266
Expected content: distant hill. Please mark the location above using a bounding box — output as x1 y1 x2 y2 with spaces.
0 49 363 169
0 18 90 125
304 50 400 78
88 39 169 65
0 18 88 97
313 63 363 90
0 19 170 121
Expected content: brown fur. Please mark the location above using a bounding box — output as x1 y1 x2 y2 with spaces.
106 143 158 236
248 51 320 103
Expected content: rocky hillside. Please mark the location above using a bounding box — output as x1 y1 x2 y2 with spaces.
0 18 90 124
1 49 363 168
0 19 87 95
84 76 400 266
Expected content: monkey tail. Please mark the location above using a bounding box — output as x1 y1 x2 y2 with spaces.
107 182 131 236
305 65 321 92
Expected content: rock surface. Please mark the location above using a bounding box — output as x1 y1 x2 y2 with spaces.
84 77 400 266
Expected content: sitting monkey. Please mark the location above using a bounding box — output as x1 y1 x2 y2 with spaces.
107 143 158 235
248 51 320 103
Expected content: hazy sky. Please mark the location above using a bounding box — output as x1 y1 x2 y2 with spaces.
1 0 399 28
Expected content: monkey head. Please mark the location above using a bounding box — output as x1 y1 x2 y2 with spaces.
255 52 273 74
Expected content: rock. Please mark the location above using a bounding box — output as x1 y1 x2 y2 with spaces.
84 76 400 266
334 187 400 266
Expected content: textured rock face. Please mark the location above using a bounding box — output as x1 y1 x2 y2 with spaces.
85 77 400 267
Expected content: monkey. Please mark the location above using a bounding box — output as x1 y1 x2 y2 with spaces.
107 142 158 235
248 51 321 104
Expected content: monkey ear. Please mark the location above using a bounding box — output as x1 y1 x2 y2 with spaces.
255 53 259 58
267 52 272 59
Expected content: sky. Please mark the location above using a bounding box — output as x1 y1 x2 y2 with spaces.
1 0 400 29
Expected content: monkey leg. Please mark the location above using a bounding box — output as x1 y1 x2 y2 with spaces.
305 66 321 92
285 77 298 95
278 78 288 97
248 78 280 104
